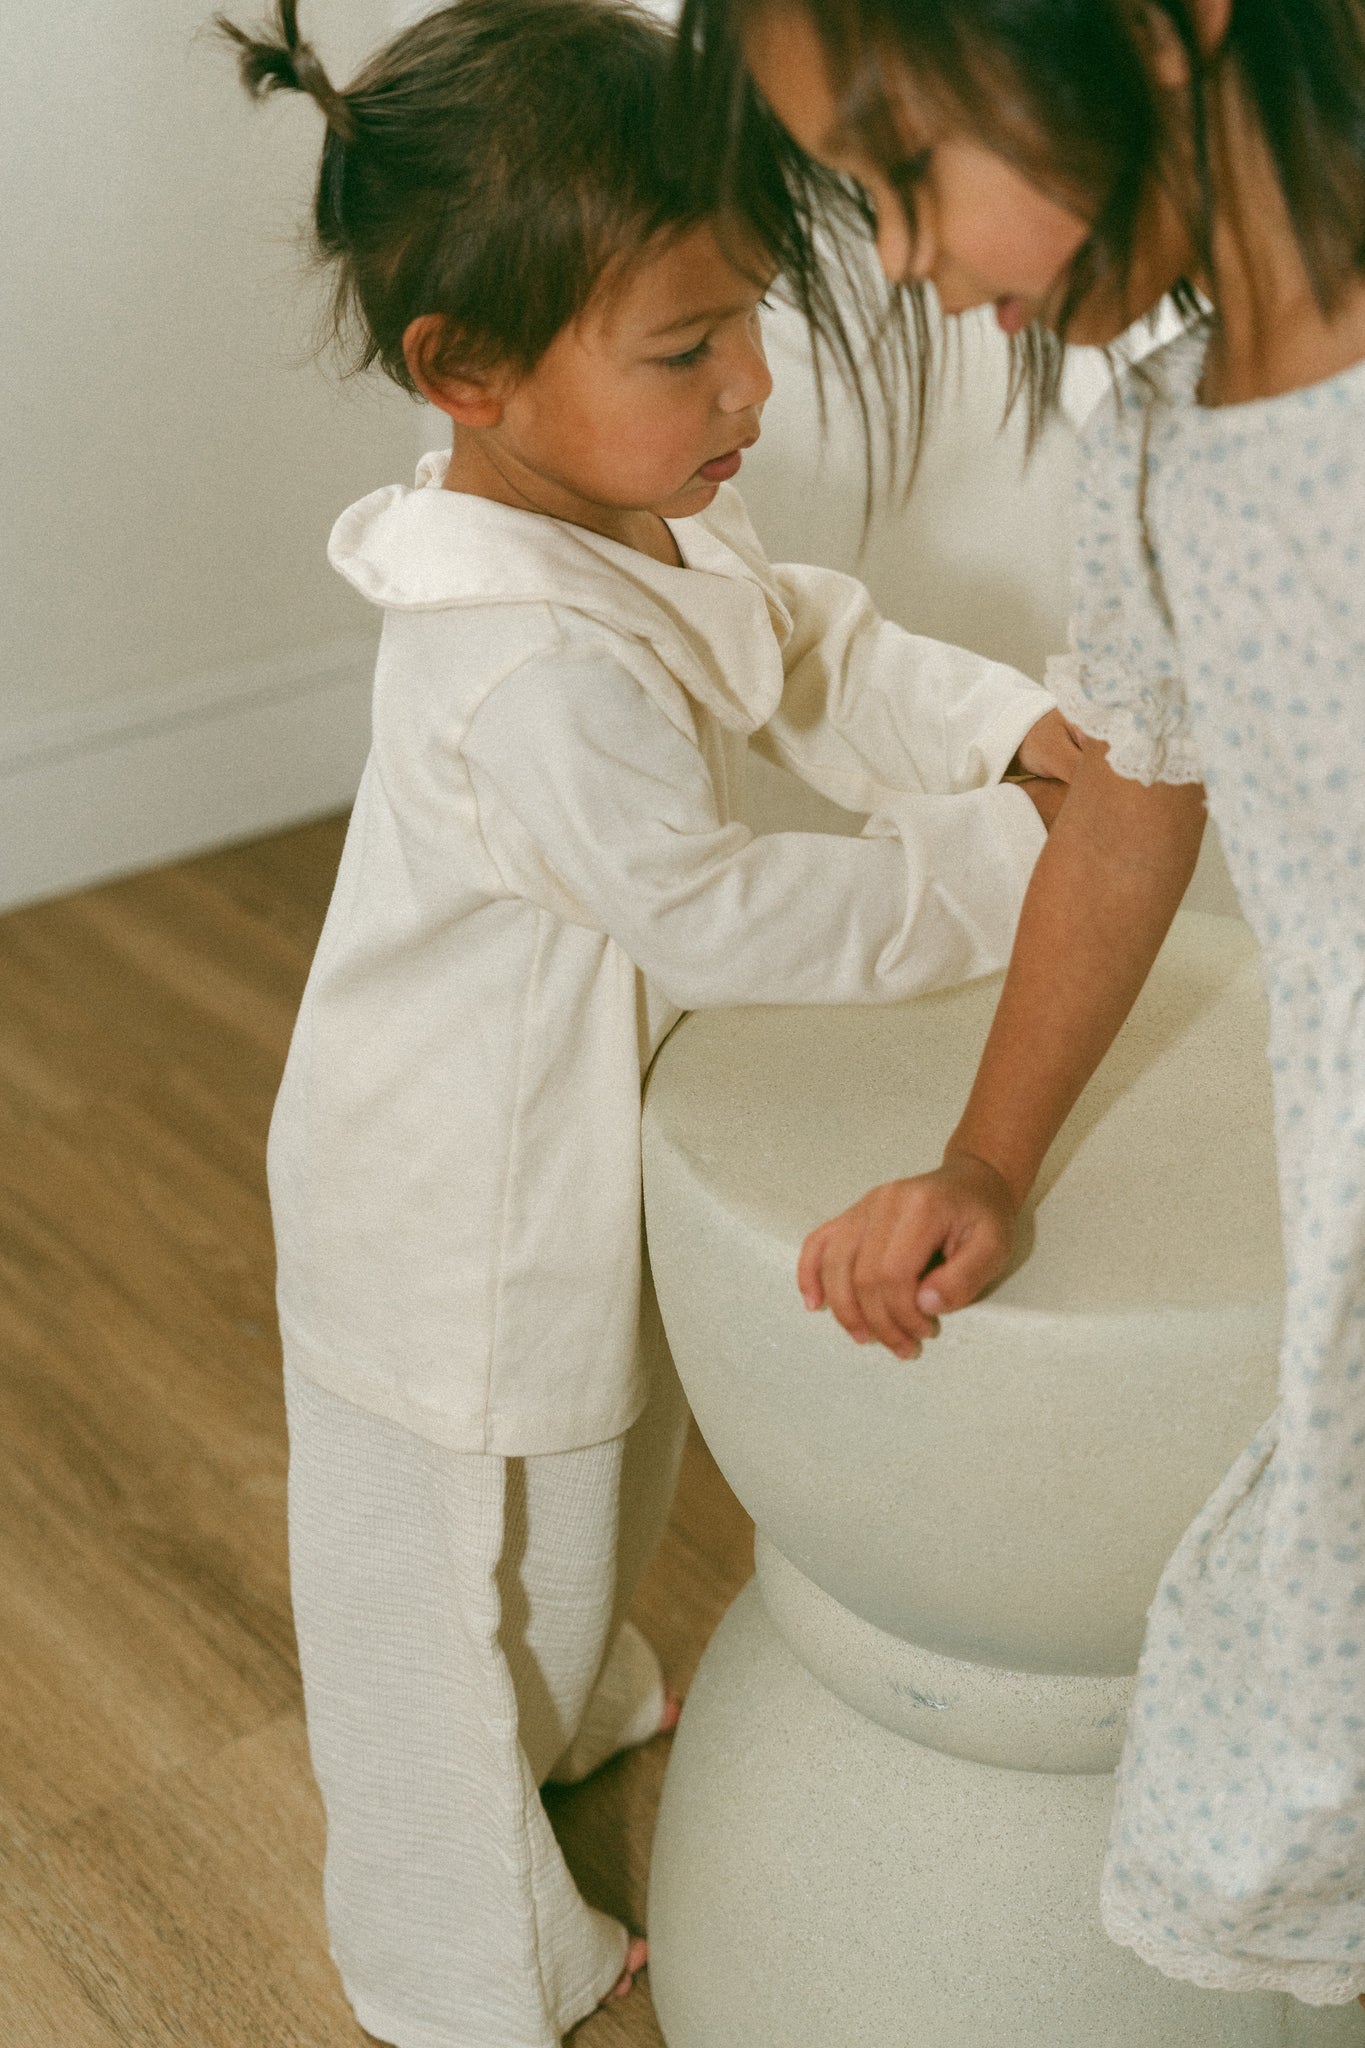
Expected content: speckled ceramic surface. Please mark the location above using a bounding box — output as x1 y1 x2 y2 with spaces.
648 1587 1365 2048
642 908 1365 2046
643 910 1283 1675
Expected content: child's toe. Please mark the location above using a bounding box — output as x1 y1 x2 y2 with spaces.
607 1936 649 2001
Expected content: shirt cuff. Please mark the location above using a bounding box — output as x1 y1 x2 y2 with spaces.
966 683 1057 788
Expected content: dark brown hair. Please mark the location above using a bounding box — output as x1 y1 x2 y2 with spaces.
676 0 1365 452
216 0 813 391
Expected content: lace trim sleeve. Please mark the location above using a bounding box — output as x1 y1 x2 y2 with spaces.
1045 654 1205 787
1055 338 1207 789
1102 1893 1365 2005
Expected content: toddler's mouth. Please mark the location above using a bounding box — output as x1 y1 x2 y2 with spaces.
697 447 746 483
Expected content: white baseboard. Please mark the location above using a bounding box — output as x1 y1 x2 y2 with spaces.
0 636 378 915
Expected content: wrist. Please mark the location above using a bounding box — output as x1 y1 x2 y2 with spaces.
941 1137 1029 1214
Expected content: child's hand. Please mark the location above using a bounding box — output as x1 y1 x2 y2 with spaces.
796 1152 1018 1359
1011 708 1085 785
1022 776 1068 831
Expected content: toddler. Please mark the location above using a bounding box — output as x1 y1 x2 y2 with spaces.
221 1 1074 2041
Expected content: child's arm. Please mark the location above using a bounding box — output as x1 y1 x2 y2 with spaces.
461 643 1048 1009
755 559 1068 811
798 738 1207 1356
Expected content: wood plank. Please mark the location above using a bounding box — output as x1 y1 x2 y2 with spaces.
9 1714 362 2048
0 1859 126 2048
0 1276 295 1838
0 816 754 2046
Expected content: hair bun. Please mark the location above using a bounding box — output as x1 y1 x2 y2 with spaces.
289 35 357 140
215 1 357 142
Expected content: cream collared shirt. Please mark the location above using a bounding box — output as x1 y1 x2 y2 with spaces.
267 460 1050 1452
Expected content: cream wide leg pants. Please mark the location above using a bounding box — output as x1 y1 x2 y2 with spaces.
283 1333 689 2048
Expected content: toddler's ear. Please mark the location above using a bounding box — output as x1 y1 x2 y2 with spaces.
402 314 506 426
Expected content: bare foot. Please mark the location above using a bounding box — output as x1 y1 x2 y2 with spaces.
659 1688 682 1735
605 1936 648 2002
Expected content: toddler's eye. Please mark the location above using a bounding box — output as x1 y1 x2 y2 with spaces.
660 337 712 370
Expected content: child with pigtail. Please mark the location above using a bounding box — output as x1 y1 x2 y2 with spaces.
219 1 1076 2038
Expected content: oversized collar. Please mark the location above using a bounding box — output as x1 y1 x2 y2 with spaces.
328 454 794 734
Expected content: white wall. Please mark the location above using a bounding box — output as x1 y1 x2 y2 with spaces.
745 306 1078 673
0 0 416 911
0 2 1234 918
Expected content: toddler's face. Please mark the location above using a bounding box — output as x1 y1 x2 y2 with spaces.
744 3 1192 347
497 221 774 522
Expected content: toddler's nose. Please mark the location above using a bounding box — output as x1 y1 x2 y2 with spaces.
722 340 773 413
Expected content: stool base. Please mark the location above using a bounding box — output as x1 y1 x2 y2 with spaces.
648 1579 1365 2048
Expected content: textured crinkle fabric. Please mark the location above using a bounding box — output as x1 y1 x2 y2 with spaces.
1060 331 1365 2002
284 1344 689 2048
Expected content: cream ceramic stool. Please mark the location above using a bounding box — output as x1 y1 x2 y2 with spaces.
642 909 1365 2048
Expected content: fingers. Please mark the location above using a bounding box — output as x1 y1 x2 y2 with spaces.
811 1206 878 1348
821 1236 880 1349
799 1181 950 1360
799 1165 1018 1357
915 1208 1012 1316
1015 709 1070 783
1022 777 1067 831
796 1224 829 1309
1019 708 1087 784
848 1188 943 1357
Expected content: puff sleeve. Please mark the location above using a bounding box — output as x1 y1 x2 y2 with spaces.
1049 373 1204 787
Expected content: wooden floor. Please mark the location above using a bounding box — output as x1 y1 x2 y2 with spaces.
0 817 754 2048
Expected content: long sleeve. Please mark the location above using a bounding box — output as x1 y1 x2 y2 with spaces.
754 560 1053 812
462 645 1044 1011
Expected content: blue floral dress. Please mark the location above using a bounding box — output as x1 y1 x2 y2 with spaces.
1050 330 1365 2003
